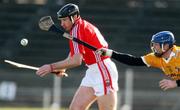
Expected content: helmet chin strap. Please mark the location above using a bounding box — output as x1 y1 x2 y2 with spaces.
161 44 165 52
151 47 161 57
153 43 171 57
70 16 74 24
153 49 163 57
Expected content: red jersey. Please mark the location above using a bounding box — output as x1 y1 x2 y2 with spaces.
69 18 109 65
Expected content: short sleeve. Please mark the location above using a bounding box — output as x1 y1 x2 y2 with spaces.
141 53 161 68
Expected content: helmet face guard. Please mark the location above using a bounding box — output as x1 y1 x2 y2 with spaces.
150 31 175 57
57 3 79 21
150 43 164 57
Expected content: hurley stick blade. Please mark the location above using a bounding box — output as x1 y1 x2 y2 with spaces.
4 60 68 77
39 16 54 31
4 60 39 70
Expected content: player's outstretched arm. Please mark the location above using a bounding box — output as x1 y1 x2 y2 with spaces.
36 53 83 77
96 48 146 66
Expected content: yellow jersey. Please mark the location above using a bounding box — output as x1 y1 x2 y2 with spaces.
142 45 180 80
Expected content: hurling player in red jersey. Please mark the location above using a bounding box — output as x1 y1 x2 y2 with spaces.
36 3 119 110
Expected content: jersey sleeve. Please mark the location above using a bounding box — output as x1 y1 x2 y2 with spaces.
111 51 146 66
83 24 108 49
141 53 161 68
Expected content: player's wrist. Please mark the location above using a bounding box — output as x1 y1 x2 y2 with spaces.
105 49 113 57
176 80 180 87
49 64 55 72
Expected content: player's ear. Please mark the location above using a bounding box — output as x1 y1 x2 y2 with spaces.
163 44 170 50
72 15 78 21
167 44 171 49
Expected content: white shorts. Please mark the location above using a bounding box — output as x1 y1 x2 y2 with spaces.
80 58 119 96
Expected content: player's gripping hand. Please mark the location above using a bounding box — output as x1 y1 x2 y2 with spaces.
36 64 52 77
54 69 68 77
159 79 177 91
36 64 68 77
96 48 113 57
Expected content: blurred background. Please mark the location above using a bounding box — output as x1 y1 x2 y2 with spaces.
1 0 180 110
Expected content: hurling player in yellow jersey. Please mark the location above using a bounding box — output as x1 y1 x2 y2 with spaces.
97 31 180 91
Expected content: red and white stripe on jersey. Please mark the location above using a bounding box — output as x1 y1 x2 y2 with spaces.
71 24 79 54
94 52 113 94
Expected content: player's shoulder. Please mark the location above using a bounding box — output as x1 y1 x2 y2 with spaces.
173 45 180 56
143 52 159 59
83 19 96 28
173 45 180 54
144 52 155 57
80 19 98 33
175 45 180 50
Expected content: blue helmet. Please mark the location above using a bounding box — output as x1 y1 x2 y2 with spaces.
151 31 175 57
151 31 175 46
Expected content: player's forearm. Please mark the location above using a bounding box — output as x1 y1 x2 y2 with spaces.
111 51 146 66
51 53 83 70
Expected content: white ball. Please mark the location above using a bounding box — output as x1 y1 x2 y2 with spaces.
20 38 28 46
